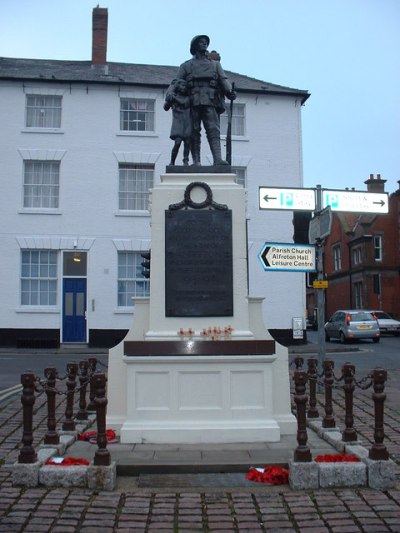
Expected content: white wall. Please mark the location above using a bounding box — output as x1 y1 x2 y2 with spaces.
0 79 306 337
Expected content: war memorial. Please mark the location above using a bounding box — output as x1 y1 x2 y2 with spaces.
107 35 297 444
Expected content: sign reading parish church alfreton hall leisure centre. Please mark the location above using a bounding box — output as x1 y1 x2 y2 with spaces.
258 243 316 272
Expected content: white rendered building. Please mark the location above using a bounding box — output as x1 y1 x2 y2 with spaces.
0 8 310 348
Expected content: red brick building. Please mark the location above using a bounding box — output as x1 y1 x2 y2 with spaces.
307 175 400 322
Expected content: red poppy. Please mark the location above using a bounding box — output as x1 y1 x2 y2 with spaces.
46 457 89 466
78 429 118 444
246 466 289 484
314 453 360 463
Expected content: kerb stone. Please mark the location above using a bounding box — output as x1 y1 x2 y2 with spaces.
87 462 117 491
12 462 40 487
288 460 319 490
367 458 396 490
322 430 345 452
37 447 57 464
39 465 88 488
319 461 366 488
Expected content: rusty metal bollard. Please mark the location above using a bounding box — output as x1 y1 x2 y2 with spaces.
44 367 60 445
322 359 336 428
62 362 78 431
307 357 319 418
293 369 312 462
342 362 358 442
369 368 389 460
93 371 111 466
76 360 89 421
18 372 38 464
294 356 304 370
87 357 98 412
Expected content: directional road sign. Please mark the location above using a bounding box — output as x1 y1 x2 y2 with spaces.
259 187 316 211
322 189 389 214
259 243 316 272
308 206 332 243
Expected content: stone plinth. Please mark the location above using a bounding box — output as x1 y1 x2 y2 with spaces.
107 173 296 443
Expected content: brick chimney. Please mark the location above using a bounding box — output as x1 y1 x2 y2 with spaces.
92 6 108 64
364 173 386 193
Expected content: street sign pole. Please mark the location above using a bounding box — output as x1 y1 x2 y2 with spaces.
315 185 326 381
258 181 388 376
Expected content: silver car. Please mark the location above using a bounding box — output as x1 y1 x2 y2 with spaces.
325 310 380 344
369 310 400 336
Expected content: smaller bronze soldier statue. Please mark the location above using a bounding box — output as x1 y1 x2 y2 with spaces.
164 78 192 166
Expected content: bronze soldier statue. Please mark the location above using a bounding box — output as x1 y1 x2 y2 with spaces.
173 35 236 166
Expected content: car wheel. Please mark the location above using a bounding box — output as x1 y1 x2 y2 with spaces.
325 332 330 342
340 332 346 344
373 337 380 343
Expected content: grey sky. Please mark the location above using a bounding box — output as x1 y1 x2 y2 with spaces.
1 0 399 193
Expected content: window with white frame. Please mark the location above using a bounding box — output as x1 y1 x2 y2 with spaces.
21 250 58 306
26 95 62 128
220 103 245 136
23 160 60 208
352 246 362 265
333 244 342 271
118 251 150 306
120 98 155 131
119 164 154 211
373 235 383 261
232 167 246 188
354 281 363 308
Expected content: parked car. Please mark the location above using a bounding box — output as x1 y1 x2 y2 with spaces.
368 310 400 336
325 310 380 343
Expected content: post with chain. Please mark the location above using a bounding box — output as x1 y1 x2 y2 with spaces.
93 371 111 466
76 360 89 421
62 362 78 431
369 368 389 460
18 372 37 464
307 357 319 418
342 362 358 442
87 357 98 411
294 356 304 370
322 359 336 428
293 369 312 462
44 366 60 445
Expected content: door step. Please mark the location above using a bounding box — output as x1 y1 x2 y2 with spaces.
60 343 88 350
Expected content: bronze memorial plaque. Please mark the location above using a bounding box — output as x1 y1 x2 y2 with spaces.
165 209 233 316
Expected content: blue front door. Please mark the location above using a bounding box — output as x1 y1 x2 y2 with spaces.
63 278 87 342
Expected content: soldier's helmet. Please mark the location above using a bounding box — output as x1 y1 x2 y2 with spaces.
190 35 210 55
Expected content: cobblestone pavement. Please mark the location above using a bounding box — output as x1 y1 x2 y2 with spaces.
0 357 399 532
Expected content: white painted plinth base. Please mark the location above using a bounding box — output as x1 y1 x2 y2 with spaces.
120 354 296 444
121 420 280 443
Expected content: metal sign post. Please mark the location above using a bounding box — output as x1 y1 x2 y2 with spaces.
315 185 326 379
258 181 389 372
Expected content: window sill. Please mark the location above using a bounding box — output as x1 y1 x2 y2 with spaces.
18 209 62 215
116 131 158 137
21 128 64 134
16 307 60 314
115 211 150 217
114 308 134 314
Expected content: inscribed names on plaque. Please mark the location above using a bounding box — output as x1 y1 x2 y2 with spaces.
165 209 233 316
